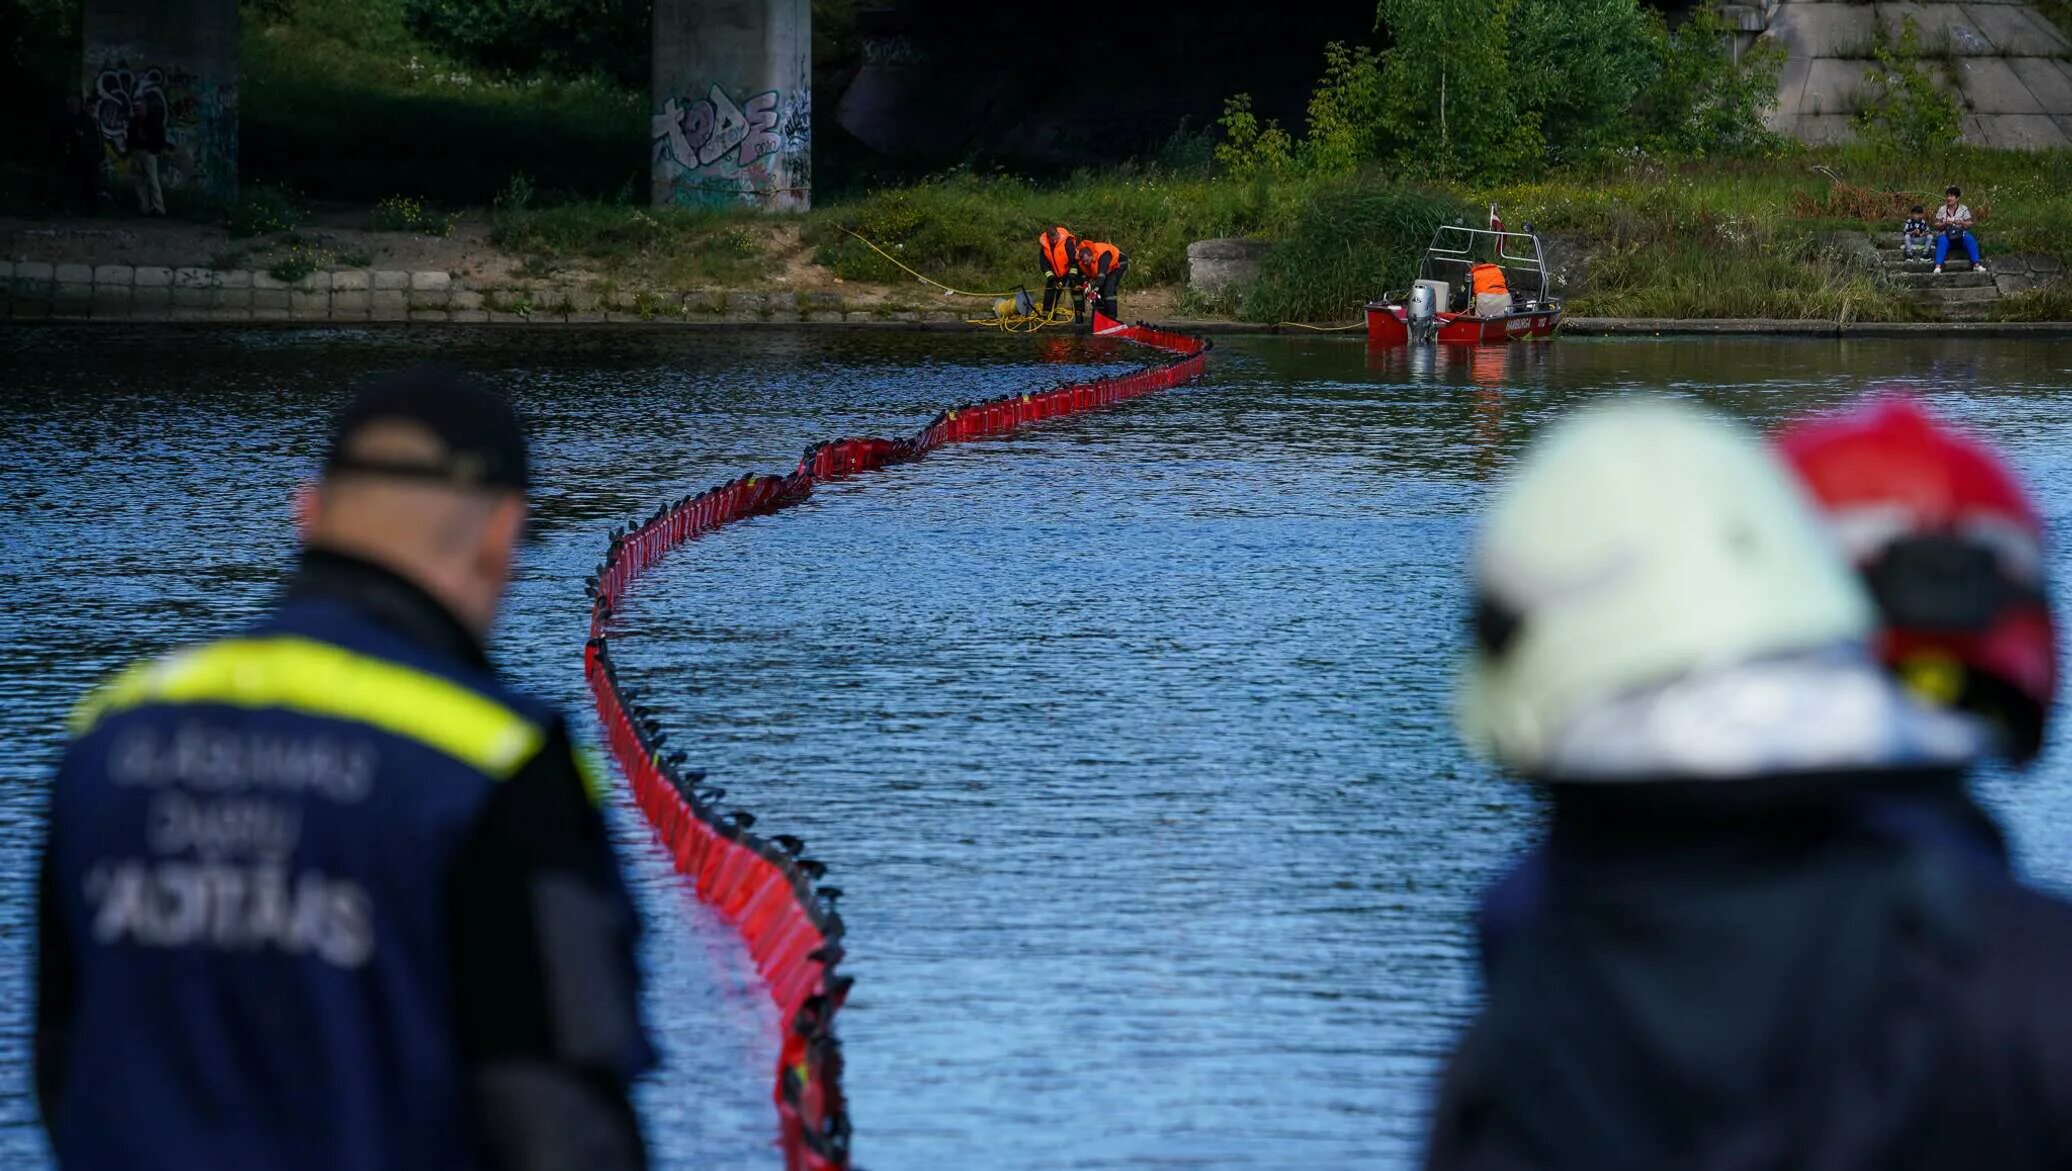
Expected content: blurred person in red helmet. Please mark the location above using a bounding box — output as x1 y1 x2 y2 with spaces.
1426 398 2072 1171
1778 395 2055 764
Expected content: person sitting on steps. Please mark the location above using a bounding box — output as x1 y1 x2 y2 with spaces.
1901 204 1933 263
1934 186 1985 277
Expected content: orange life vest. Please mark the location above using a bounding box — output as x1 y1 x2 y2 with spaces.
1470 263 1509 297
1038 227 1078 278
1076 240 1122 279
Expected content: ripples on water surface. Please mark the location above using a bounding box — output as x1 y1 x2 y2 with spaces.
3 328 2071 1169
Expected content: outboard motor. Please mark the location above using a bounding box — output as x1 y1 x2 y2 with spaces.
1408 282 1439 344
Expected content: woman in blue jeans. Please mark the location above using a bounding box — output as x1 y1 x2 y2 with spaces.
1934 185 1986 275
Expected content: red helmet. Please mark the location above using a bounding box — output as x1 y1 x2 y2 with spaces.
1777 396 2056 762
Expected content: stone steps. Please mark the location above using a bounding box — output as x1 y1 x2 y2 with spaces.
1890 270 1997 288
1862 234 2007 320
1912 286 2003 305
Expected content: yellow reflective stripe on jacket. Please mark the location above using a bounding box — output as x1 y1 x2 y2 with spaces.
577 747 612 805
69 636 545 777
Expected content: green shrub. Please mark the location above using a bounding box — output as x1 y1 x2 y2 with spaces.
1152 118 1218 175
1296 43 1385 177
372 194 455 235
268 246 323 283
1214 95 1295 180
226 186 303 237
1241 183 1469 322
1853 17 1964 153
495 172 535 213
1629 9 1782 158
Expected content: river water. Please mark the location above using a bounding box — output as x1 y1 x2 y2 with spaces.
3 327 2070 1169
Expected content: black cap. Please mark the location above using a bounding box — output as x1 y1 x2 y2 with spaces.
323 366 530 492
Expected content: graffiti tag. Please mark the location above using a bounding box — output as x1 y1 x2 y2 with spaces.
93 64 196 156
653 84 785 172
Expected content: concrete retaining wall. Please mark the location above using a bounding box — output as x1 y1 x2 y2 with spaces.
0 264 976 324
1760 1 2072 148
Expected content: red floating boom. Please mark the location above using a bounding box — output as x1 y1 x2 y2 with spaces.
584 314 1209 1171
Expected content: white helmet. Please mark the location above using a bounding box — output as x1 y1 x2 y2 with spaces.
1458 398 1875 775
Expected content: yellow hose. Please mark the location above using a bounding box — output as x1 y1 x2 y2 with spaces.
1276 321 1366 332
839 227 1020 300
966 303 1079 333
840 226 1084 332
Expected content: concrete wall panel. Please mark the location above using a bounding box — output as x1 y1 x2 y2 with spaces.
1801 59 1878 116
1974 112 2072 146
1875 4 1996 54
1956 55 2047 111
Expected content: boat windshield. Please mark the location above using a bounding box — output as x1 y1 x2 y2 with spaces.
1418 226 1549 299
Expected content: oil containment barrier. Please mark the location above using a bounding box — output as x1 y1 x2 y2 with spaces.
583 313 1209 1170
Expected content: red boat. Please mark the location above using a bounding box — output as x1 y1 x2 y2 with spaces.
1366 225 1563 346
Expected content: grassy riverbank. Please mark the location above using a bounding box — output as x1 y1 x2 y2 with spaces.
12 0 2072 323
225 0 2072 323
466 144 2072 324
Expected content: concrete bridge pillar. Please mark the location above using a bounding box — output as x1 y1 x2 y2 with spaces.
651 0 812 211
81 0 239 204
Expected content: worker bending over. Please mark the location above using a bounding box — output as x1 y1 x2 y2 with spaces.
1037 225 1084 322
1076 239 1129 322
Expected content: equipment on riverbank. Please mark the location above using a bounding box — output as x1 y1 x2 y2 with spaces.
1367 226 1563 346
968 287 1079 332
839 228 1084 332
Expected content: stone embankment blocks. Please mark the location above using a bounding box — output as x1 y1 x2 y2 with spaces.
2 265 981 326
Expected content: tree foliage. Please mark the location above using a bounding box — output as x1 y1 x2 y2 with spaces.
1220 0 1781 182
403 0 650 88
1297 42 1385 177
1375 0 1532 179
1632 8 1784 158
1214 93 1295 179
1507 0 1656 162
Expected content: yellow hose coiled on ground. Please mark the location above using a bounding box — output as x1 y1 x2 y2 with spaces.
967 302 1080 333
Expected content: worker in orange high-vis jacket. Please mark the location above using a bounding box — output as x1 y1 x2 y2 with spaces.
1036 225 1084 322
1075 240 1129 322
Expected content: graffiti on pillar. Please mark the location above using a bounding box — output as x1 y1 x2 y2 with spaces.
652 82 810 209
779 86 812 193
91 60 221 193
